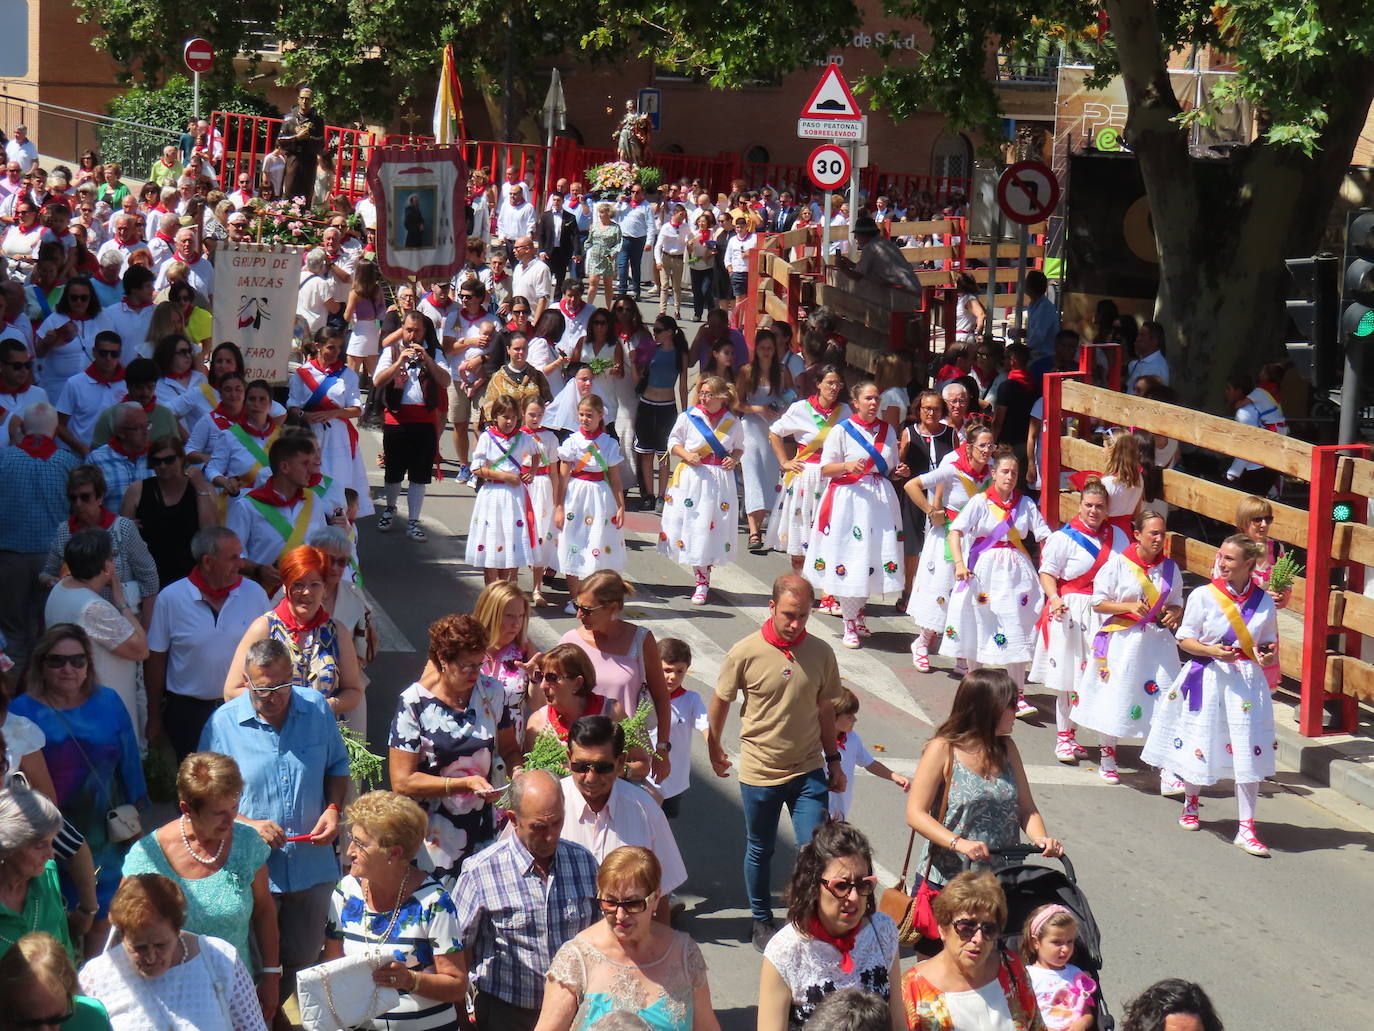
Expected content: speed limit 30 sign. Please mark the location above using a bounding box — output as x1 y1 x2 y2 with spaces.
807 144 851 191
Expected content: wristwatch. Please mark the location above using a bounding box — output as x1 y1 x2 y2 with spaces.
824 751 841 764
655 741 672 754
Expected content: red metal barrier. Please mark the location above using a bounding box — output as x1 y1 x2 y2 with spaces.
1301 445 1369 736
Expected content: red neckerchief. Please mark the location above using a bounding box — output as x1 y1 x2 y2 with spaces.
1123 543 1165 571
310 357 344 376
806 916 859 974
17 434 55 459
490 271 507 283
424 292 451 311
760 617 806 663
1068 517 1108 542
246 483 304 506
239 418 274 440
987 487 1019 513
669 685 688 700
936 363 961 381
159 158 174 169
155 231 176 245
271 596 330 643
1006 367 1033 389
487 424 519 441
139 398 157 414
808 395 837 416
558 298 584 320
68 508 117 533
951 449 987 480
547 693 605 740
108 436 148 460
697 404 727 427
85 362 125 384
837 731 849 747
1211 576 1255 602
851 416 882 433
0 383 27 397
698 229 711 244
210 405 240 428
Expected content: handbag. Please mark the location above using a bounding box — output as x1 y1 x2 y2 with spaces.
48 705 142 843
297 949 401 1031
878 746 954 946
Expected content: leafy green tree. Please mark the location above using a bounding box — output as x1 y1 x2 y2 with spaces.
76 1 861 131
862 0 1374 405
100 76 279 177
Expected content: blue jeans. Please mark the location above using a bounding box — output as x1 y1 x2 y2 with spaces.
740 767 829 921
617 235 647 297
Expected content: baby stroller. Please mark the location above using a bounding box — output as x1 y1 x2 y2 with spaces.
985 845 1115 1031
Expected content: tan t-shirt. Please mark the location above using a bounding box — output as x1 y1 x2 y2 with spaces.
715 630 842 787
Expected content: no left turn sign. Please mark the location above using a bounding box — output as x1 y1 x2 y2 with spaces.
996 161 1060 225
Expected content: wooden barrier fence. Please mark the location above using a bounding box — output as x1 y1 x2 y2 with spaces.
1041 372 1372 736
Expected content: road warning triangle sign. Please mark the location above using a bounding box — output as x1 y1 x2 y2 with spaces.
801 63 861 120
802 63 851 120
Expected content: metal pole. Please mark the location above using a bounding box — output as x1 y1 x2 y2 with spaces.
1339 336 1363 444
822 191 833 265
847 142 860 255
984 211 1001 345
193 72 200 122
1013 221 1031 332
502 15 516 143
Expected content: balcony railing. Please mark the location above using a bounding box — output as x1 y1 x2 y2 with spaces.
994 50 1060 87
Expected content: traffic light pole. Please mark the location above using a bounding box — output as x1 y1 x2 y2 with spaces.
1338 336 1363 444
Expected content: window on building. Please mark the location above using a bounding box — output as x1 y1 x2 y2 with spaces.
931 131 971 181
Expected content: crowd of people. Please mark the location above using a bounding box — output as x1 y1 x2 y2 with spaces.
0 120 1269 1031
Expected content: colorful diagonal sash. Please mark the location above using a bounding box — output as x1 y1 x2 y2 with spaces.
783 402 841 487
248 491 316 563
670 409 736 487
1092 551 1176 658
1178 581 1265 710
815 420 889 535
1036 522 1113 645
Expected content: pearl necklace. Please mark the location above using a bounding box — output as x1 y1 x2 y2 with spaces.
179 815 226 867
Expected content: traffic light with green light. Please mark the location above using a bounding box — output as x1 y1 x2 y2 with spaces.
1342 209 1374 340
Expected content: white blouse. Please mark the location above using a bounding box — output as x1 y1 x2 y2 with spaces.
770 399 851 450
79 932 267 1031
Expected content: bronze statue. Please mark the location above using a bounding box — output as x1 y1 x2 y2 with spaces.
279 87 326 206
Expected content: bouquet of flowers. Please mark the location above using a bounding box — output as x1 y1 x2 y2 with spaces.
246 197 329 246
584 162 664 199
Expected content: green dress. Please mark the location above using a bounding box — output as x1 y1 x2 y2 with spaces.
585 222 623 280
0 860 76 966
122 823 271 968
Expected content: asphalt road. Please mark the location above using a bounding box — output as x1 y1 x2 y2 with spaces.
350 375 1374 1031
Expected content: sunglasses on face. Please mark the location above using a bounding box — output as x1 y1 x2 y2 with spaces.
572 602 604 616
570 760 617 775
174 348 194 357
66 293 91 302
822 875 878 899
148 452 179 466
511 308 530 315
44 652 88 669
952 919 1000 942
5 359 33 370
528 671 566 684
595 895 651 913
68 489 97 503
95 348 120 358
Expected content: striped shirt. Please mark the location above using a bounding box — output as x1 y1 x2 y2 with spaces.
451 835 600 1010
326 874 463 1031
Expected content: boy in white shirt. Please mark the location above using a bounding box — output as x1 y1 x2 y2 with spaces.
828 686 910 821
648 638 710 820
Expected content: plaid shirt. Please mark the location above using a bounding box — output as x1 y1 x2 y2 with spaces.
84 443 151 510
452 834 600 1009
0 444 80 553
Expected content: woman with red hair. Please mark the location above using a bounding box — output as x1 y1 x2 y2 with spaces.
222 545 363 716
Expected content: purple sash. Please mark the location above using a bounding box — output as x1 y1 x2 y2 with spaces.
1178 585 1265 711
1091 560 1176 660
955 498 1025 592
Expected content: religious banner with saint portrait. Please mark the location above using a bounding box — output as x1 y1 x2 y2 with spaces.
210 241 306 384
366 146 468 282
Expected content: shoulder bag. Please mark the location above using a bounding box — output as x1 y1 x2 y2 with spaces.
48 704 141 843
297 948 401 1031
878 744 955 946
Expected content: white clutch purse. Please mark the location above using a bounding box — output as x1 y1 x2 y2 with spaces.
296 949 401 1031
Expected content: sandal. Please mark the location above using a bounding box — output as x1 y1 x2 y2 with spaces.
532 590 549 608
747 533 765 553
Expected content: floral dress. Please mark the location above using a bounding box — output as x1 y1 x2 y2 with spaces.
584 221 623 280
389 677 510 881
915 758 1020 887
265 610 341 702
546 931 708 1031
326 874 464 1031
902 954 1046 1031
484 641 534 743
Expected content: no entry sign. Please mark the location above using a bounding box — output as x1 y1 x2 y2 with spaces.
183 38 214 74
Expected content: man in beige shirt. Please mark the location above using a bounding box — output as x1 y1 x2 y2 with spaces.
709 573 846 952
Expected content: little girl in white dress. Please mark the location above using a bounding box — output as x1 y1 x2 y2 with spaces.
466 394 539 583
554 393 627 611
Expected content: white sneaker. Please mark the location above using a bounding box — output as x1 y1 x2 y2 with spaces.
1159 772 1185 797
406 520 427 542
690 583 709 605
842 621 861 649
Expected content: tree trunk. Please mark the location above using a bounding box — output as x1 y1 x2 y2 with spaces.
1106 0 1374 411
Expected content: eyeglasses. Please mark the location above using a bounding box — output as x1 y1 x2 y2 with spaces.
5 359 33 370
821 875 878 899
952 919 1001 942
148 452 179 466
95 348 121 359
44 653 88 670
12 1008 75 1029
528 671 565 684
248 680 292 697
174 348 194 357
571 602 603 616
570 760 617 775
595 895 651 913
67 489 97 503
511 308 530 315
447 660 483 674
66 293 91 302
